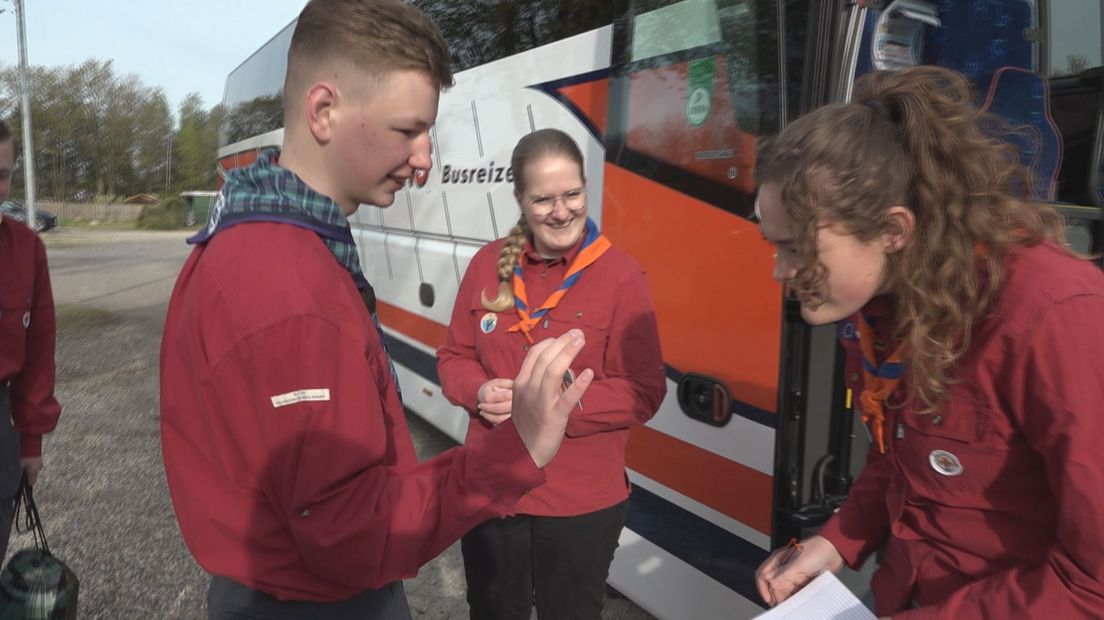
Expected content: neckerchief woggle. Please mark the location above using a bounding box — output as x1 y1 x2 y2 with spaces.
189 149 401 401
507 218 611 344
857 311 905 454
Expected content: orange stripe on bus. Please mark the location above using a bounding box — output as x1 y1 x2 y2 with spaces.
556 79 609 137
602 165 782 413
376 300 449 350
627 425 773 535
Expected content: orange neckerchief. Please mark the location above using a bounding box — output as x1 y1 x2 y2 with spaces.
507 218 611 344
857 310 905 454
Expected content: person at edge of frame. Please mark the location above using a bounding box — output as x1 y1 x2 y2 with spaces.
0 118 63 564
754 65 1104 619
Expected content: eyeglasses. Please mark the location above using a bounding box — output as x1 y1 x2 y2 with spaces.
526 188 588 217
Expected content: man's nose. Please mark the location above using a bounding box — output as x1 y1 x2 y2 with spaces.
409 133 432 171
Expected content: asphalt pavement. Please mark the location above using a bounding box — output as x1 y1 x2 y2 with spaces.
3 227 653 620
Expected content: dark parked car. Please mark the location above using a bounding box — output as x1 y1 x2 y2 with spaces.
0 200 58 232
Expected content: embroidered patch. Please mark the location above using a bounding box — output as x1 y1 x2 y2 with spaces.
929 449 964 476
271 389 331 408
480 312 497 334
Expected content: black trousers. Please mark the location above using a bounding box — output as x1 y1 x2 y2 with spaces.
0 384 20 564
461 499 629 620
207 576 411 620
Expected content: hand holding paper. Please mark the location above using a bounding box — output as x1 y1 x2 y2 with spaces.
751 571 876 620
755 535 845 607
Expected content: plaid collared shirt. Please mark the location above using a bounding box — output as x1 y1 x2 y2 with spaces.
191 149 401 401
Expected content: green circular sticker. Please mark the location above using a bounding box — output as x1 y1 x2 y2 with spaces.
686 87 712 127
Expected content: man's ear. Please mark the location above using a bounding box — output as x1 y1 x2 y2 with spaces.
304 82 339 144
883 206 916 253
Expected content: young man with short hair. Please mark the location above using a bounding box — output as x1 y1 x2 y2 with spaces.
159 2 591 618
0 119 62 562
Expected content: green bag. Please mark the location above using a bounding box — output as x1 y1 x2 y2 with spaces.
0 479 79 619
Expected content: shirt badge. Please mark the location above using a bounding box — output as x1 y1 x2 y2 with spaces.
480 312 497 334
929 449 964 476
271 389 331 408
22 311 30 329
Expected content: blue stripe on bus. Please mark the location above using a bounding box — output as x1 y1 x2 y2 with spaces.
383 330 777 430
527 68 612 144
384 331 440 385
628 483 769 609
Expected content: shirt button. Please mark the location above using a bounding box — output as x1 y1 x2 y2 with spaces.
932 415 943 427
849 372 860 383
540 271 548 278
300 509 311 518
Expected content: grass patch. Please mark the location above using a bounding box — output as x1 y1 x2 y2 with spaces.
55 304 114 331
136 196 191 230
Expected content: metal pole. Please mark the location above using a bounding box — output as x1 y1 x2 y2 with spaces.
14 0 36 230
165 127 173 194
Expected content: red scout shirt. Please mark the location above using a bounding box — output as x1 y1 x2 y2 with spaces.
819 241 1104 619
437 235 667 517
160 223 545 602
0 216 61 457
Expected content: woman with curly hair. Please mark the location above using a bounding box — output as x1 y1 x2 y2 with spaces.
754 66 1104 619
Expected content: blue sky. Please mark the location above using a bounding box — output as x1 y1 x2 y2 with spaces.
0 0 308 114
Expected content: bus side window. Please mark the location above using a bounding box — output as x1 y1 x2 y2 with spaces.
1046 0 1104 257
220 22 294 148
607 0 784 219
411 0 615 72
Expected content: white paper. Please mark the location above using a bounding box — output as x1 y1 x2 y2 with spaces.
752 571 877 620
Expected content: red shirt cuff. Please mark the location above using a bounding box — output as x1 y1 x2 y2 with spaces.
464 420 545 513
818 513 877 570
20 433 42 458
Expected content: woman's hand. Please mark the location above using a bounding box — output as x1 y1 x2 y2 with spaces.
477 377 514 425
755 535 845 606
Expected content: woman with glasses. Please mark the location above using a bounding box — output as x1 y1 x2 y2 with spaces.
437 128 667 620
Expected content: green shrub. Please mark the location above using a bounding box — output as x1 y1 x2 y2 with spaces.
136 196 188 230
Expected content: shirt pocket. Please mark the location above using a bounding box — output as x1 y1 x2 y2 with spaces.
545 297 613 372
894 394 1011 502
0 288 30 366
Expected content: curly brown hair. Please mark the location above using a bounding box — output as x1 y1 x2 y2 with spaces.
755 66 1068 411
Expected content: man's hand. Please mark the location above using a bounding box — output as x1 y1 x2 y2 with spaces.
755 535 845 606
511 329 592 468
477 378 514 425
20 456 43 487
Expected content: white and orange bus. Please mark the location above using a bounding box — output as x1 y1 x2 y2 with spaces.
216 1 1103 617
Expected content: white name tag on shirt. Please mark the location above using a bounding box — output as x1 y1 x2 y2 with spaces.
271 389 331 408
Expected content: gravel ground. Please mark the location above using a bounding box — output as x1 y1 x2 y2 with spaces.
3 227 653 620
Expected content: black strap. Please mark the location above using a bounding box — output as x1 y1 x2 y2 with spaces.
359 283 377 315
12 475 50 556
